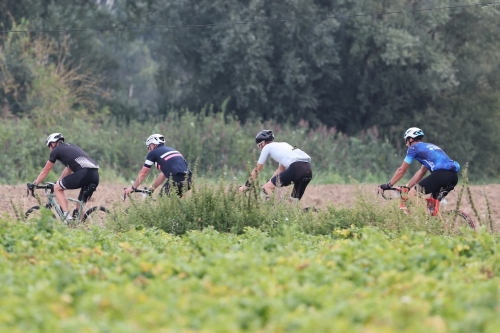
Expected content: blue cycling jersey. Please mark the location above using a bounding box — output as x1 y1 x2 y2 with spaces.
404 142 460 172
143 144 191 176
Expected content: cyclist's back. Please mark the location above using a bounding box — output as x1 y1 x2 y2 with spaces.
257 142 311 168
405 142 460 173
49 143 99 171
145 144 191 177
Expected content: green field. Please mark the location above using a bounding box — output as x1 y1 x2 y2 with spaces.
1 198 499 332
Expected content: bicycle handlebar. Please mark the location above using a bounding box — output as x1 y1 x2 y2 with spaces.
123 187 152 201
379 186 410 200
26 182 55 197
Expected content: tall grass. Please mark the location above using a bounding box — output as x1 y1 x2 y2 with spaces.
0 112 404 185
109 177 480 238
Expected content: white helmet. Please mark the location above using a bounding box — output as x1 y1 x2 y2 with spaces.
404 127 424 140
145 134 165 147
46 133 64 147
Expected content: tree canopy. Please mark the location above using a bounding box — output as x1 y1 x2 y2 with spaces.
1 0 500 178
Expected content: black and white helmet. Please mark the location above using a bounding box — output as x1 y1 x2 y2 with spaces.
404 127 424 140
255 130 275 144
145 134 165 147
46 133 64 147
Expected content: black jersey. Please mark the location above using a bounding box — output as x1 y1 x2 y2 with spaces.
49 143 99 172
143 144 191 176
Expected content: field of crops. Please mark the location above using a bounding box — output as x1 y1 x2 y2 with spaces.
1 183 500 332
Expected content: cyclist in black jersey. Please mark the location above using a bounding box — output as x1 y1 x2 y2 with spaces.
124 134 192 197
28 133 100 220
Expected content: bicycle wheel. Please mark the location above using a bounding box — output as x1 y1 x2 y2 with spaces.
440 210 475 231
25 205 57 222
82 206 110 227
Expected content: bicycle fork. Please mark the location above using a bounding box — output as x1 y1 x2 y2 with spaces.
400 197 441 216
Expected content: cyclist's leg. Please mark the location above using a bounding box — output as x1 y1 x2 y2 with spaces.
54 181 69 213
170 174 190 197
265 167 295 196
61 169 99 213
160 180 172 197
57 169 89 213
77 169 100 203
290 162 312 200
417 170 458 199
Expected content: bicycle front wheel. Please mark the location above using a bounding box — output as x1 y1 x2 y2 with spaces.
440 210 475 231
82 206 110 227
25 205 56 222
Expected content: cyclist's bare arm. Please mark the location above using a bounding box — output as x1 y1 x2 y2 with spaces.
34 160 55 185
152 173 166 191
388 161 411 186
270 164 286 178
124 167 150 195
250 163 264 181
407 165 428 188
59 167 72 181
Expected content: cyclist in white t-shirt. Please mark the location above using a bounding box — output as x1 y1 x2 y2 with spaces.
239 130 313 200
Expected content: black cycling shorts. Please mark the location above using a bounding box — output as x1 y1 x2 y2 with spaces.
270 161 312 200
161 173 192 197
60 168 100 201
417 169 458 199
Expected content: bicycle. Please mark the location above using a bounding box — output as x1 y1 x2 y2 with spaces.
379 185 475 230
26 182 110 226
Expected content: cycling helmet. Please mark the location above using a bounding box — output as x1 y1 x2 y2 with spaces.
46 133 64 147
404 127 424 140
145 134 165 147
255 130 275 144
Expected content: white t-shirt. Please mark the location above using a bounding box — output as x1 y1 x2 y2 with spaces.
257 142 311 168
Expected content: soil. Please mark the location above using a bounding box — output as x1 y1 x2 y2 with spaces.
2 183 499 230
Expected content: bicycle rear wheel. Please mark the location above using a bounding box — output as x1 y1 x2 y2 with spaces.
82 206 110 227
25 205 57 222
440 210 475 232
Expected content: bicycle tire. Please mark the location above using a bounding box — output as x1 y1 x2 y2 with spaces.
441 210 475 230
82 206 110 225
25 205 57 220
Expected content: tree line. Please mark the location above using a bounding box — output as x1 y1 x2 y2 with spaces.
1 0 500 178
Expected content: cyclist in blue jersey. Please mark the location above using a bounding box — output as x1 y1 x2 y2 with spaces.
378 127 460 198
124 134 192 197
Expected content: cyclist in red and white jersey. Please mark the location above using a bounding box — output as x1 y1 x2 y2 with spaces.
239 130 313 200
29 133 100 219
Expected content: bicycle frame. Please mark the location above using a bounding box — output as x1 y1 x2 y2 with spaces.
379 186 475 230
29 183 87 221
381 187 451 216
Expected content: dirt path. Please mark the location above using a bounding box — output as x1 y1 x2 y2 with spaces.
2 183 499 230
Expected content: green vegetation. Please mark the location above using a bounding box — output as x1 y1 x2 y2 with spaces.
2 1 500 179
2 2 500 331
1 203 499 332
0 113 405 185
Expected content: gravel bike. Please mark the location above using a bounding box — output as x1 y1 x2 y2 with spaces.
380 185 475 230
26 182 110 226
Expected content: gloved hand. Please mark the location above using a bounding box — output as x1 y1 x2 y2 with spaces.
378 182 392 191
27 182 35 191
245 179 252 187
